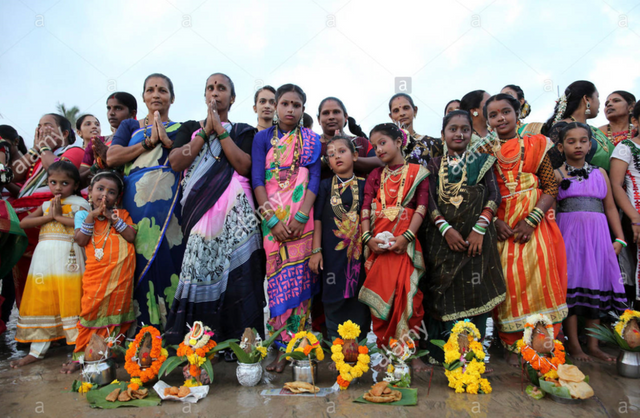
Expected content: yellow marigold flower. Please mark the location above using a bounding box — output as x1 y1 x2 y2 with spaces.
78 382 93 394
316 349 325 361
337 320 361 340
467 382 479 394
294 347 304 352
183 378 202 387
331 345 343 353
543 369 559 380
161 348 169 358
130 377 143 386
332 353 345 363
256 346 268 359
357 354 370 364
387 364 395 373
187 353 205 367
480 379 492 394
445 351 460 364
189 338 198 346
110 379 120 384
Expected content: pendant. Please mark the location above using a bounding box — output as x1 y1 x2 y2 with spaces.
450 195 463 208
382 207 401 222
506 182 517 195
95 248 104 261
330 195 341 206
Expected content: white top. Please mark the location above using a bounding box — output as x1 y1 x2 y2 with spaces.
611 140 640 208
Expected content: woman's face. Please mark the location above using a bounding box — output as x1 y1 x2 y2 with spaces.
253 89 275 120
106 98 134 130
486 99 517 138
445 101 460 115
78 116 101 140
205 74 234 112
604 93 633 122
38 115 66 148
143 76 173 114
318 100 346 136
389 97 416 128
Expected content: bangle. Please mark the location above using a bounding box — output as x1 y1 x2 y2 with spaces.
438 221 450 235
114 218 127 233
294 211 310 223
266 214 280 229
312 247 322 254
615 238 627 248
473 224 486 233
141 138 153 150
39 146 52 154
218 131 230 140
28 148 38 157
362 231 372 245
523 217 537 228
198 130 209 141
402 230 416 243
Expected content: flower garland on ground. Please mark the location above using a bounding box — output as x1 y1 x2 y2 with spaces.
177 322 217 385
285 331 324 360
516 314 565 381
441 320 491 394
124 326 167 390
614 309 640 339
330 321 370 390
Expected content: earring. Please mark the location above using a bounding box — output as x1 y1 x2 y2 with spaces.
472 111 479 117
298 116 303 128
585 102 591 116
88 195 93 204
273 114 278 124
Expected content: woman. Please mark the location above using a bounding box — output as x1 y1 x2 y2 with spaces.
80 92 138 182
500 84 543 137
444 100 460 115
318 96 380 179
164 73 265 351
107 73 185 328
541 80 613 170
598 91 636 146
253 86 276 131
479 94 567 364
76 114 101 150
388 93 442 166
252 84 321 372
460 90 493 152
10 114 84 308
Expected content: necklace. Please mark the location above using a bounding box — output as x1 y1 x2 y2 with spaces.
92 219 111 261
495 136 525 195
271 127 302 189
330 175 360 222
439 155 467 208
258 123 271 131
493 136 521 165
607 123 634 145
380 164 409 221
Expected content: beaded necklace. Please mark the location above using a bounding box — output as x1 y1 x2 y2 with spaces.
606 123 634 144
271 126 302 189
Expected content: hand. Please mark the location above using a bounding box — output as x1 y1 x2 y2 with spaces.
154 111 172 147
103 205 114 220
443 228 469 252
309 252 323 274
495 219 514 242
613 241 623 255
367 238 388 254
632 224 640 244
270 219 291 242
92 137 109 162
149 112 160 145
512 219 535 244
288 218 306 237
90 196 106 218
388 235 408 254
204 100 225 137
466 230 484 257
51 195 63 218
36 125 58 151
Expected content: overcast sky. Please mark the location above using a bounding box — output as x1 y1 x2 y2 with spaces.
1 0 639 147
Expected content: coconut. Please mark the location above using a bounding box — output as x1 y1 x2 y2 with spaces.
623 318 640 349
531 323 553 354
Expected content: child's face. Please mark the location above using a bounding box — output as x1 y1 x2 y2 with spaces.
442 115 472 154
326 140 357 175
48 171 76 198
558 127 591 161
276 92 304 130
89 178 120 208
486 99 517 138
370 132 401 164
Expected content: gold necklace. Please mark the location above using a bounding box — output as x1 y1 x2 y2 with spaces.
330 175 359 222
92 219 111 261
607 123 634 143
271 127 301 189
380 164 409 222
438 155 467 208
495 136 525 195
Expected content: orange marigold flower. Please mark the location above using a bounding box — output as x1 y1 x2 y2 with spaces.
358 346 369 354
128 382 140 391
333 338 344 346
303 346 313 356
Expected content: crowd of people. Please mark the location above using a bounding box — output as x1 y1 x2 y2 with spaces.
0 73 638 376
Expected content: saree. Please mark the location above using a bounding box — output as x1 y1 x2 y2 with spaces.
358 164 429 347
164 122 265 344
73 209 136 358
118 120 185 328
11 145 84 307
424 154 506 322
0 200 27 280
261 127 320 342
15 195 90 343
517 122 543 137
490 135 567 345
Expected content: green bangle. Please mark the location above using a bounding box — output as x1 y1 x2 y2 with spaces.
198 130 209 140
266 215 279 229
218 131 230 140
615 238 627 248
312 247 322 254
294 211 310 223
39 146 52 154
473 224 486 233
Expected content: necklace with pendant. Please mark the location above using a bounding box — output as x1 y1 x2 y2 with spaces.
330 175 359 222
380 164 408 221
439 155 467 208
92 219 111 261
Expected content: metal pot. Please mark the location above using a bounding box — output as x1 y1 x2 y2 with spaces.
393 362 412 383
616 350 640 379
236 362 263 387
82 359 116 387
292 359 318 384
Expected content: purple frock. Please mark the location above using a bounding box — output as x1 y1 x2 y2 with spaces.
556 168 627 319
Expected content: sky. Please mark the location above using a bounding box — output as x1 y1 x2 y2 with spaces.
1 0 640 147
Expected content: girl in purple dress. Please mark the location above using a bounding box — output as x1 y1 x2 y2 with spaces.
555 122 627 362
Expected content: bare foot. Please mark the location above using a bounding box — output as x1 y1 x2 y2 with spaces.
504 350 521 367
266 357 287 373
60 361 82 374
566 341 592 362
411 357 432 373
10 354 38 368
588 347 616 362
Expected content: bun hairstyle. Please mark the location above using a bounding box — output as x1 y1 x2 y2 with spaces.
460 90 487 113
253 85 276 105
370 123 408 147
143 73 175 100
542 80 596 136
107 92 138 115
388 93 415 111
45 113 76 145
558 121 592 144
90 169 125 195
442 110 473 132
275 84 306 105
76 114 97 131
503 84 531 119
482 93 521 120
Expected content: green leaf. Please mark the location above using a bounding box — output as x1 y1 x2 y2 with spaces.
525 384 545 400
85 382 161 409
206 339 238 360
539 379 571 399
262 325 287 349
430 340 446 350
158 355 185 378
229 342 255 364
146 281 160 325
409 349 430 360
444 360 462 371
526 363 540 387
202 358 214 383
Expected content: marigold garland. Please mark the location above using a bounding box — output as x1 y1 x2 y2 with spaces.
516 339 566 377
124 326 166 386
441 320 491 394
614 309 640 339
331 321 370 390
285 331 324 361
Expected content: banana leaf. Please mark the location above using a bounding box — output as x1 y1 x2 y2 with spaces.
158 355 186 378
206 339 238 360
229 341 259 364
202 358 214 383
408 349 429 360
526 363 540 387
353 387 417 406
430 339 446 350
261 325 287 349
539 379 571 399
279 351 309 361
85 382 161 409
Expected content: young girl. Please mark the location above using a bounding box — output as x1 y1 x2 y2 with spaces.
358 123 430 372
478 94 567 364
555 122 627 362
11 161 90 368
309 135 371 341
252 84 321 373
60 170 137 373
424 110 506 360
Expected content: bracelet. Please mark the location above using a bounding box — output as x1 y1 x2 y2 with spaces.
402 229 416 243
218 131 230 140
438 221 451 234
39 146 52 154
473 224 486 233
28 148 38 157
141 138 153 150
615 238 628 248
266 214 280 229
114 218 127 233
80 227 93 236
294 211 310 223
312 247 322 254
362 231 372 245
523 217 538 229
198 130 209 141
472 226 486 235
